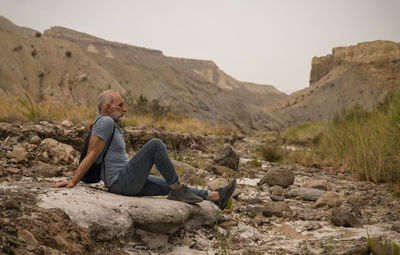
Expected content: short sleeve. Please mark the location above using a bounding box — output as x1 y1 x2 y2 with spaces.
92 116 114 142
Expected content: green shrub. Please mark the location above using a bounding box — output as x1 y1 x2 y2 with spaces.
316 89 400 184
260 144 283 162
16 91 46 122
282 122 327 145
249 157 262 167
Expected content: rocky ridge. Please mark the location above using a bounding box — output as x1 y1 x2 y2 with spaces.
1 120 399 254
272 40 400 126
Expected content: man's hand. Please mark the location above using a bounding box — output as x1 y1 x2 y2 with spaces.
51 180 76 188
51 135 106 189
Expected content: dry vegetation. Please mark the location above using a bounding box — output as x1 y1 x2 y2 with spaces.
0 94 238 136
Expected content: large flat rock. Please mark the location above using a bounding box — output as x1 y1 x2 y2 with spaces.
38 186 220 240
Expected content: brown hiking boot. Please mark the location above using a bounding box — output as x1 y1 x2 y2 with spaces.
167 184 203 204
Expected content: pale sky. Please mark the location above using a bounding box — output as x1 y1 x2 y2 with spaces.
1 0 400 93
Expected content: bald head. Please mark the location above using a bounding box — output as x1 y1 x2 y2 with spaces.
97 90 117 113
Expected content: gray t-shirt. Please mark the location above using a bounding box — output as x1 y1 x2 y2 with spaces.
91 115 128 186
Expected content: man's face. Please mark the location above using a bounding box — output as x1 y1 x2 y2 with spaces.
108 94 127 123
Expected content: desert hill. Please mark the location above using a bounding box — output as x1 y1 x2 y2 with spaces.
271 40 400 126
0 16 286 132
0 27 125 105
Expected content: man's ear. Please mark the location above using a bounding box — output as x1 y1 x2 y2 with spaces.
105 103 112 113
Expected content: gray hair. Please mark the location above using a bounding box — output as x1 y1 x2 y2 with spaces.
96 90 116 113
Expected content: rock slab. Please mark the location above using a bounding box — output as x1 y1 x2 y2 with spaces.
38 186 220 240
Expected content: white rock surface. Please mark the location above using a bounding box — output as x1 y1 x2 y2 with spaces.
38 186 220 239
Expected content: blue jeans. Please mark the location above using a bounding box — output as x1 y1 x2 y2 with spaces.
109 138 209 199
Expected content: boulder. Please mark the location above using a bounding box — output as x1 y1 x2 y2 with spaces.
38 186 220 240
259 168 294 188
331 207 361 227
212 144 239 170
314 192 341 208
39 138 77 164
303 179 331 191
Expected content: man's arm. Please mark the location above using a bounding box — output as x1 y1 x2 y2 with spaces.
52 135 106 188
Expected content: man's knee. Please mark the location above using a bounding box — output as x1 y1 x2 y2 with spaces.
148 138 165 149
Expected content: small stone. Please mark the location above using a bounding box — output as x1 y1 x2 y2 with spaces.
269 185 283 196
282 211 292 218
28 162 61 178
207 177 228 191
219 220 238 229
30 136 41 145
12 146 27 162
253 213 266 226
392 221 400 233
284 188 299 198
262 201 292 217
27 144 38 151
314 192 341 208
6 167 20 174
6 150 13 159
61 120 74 128
259 168 294 188
209 165 236 176
212 144 239 170
18 229 38 247
331 207 361 227
181 238 192 247
297 187 325 201
1 200 21 211
26 245 35 252
270 194 284 201
303 179 331 191
245 197 263 204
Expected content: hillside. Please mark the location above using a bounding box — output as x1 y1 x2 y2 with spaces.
0 27 125 106
272 40 400 126
0 16 287 132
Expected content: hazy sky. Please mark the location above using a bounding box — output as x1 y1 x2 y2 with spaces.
1 0 400 93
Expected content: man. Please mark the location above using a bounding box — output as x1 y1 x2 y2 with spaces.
53 90 236 209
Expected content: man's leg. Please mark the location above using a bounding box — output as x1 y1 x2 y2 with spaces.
111 138 181 195
136 175 212 200
110 138 203 203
